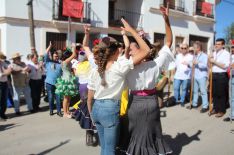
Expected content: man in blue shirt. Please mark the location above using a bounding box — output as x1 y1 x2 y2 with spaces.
190 41 209 113
42 42 62 116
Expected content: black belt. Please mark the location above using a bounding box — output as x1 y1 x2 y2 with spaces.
212 72 226 74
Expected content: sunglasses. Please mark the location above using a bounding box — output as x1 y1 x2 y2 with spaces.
181 47 187 50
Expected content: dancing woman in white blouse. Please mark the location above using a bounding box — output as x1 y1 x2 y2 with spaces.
125 4 174 155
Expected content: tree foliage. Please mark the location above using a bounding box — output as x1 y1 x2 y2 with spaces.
224 22 234 44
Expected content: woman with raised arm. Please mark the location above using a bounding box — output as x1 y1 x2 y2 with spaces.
55 45 78 118
87 18 150 155
125 3 173 155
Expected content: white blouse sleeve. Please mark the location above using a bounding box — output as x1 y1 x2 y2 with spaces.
113 57 134 76
154 45 175 71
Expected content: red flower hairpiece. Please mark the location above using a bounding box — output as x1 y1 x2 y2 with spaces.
93 39 100 46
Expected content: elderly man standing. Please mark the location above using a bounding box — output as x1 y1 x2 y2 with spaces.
174 43 193 106
188 41 209 112
0 52 12 121
11 52 33 115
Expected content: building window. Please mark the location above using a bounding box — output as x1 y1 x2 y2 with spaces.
194 0 214 18
160 0 185 12
46 32 67 50
154 33 165 46
189 35 209 52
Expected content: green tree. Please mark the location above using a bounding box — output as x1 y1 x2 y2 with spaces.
224 22 234 44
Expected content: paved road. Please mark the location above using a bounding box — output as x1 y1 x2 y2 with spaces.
0 100 234 155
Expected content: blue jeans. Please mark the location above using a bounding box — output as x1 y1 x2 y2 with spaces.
13 86 33 112
174 79 188 104
91 99 120 155
192 77 208 108
46 83 61 112
231 77 234 119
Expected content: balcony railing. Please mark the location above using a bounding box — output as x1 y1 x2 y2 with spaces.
52 0 91 23
160 0 185 12
109 9 142 28
194 0 214 18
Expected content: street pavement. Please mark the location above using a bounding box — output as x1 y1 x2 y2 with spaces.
0 100 234 155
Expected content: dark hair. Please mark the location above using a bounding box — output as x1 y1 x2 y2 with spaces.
61 48 72 61
131 38 152 49
131 38 159 61
94 42 120 86
193 41 202 50
146 42 162 61
176 44 180 48
216 38 225 45
30 53 38 60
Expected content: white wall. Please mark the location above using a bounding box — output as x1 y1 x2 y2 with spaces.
0 24 7 55
142 0 214 50
5 23 32 59
0 0 6 17
89 0 109 28
4 0 53 21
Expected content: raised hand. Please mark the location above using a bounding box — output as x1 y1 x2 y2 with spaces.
121 29 126 36
83 24 91 34
160 0 169 18
121 18 133 33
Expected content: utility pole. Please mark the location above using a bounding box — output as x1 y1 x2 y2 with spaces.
27 0 36 54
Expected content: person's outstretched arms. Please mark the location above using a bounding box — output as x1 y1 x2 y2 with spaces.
160 1 172 48
121 18 150 65
121 29 130 59
63 43 77 65
82 25 93 58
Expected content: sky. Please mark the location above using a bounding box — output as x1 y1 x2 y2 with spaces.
215 0 234 39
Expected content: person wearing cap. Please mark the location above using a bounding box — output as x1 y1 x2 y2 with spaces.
10 52 33 115
0 52 12 121
40 42 63 117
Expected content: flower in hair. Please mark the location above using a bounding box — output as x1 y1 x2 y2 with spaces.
93 39 100 46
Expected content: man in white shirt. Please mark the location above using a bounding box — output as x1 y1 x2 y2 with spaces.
209 38 230 117
174 43 193 106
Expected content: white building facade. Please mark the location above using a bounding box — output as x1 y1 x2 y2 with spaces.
0 0 217 59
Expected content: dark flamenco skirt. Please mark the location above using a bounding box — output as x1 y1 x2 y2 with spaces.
75 101 95 130
127 95 172 155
